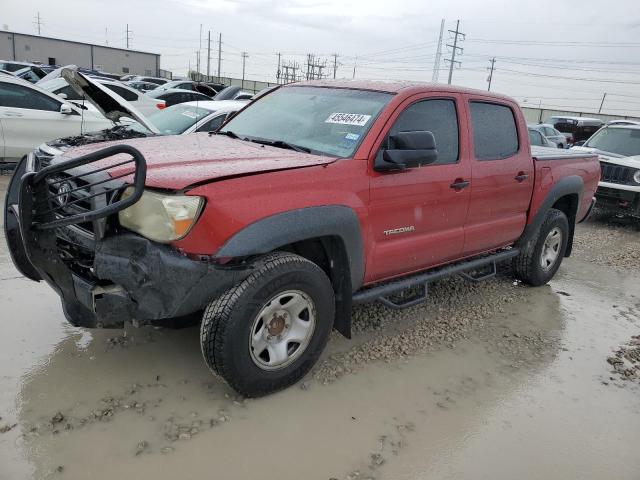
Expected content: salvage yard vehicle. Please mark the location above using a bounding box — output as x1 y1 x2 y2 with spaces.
38 76 166 116
528 126 557 148
572 124 640 218
144 88 212 107
0 74 113 163
544 115 604 146
532 123 566 148
4 80 600 396
38 99 248 157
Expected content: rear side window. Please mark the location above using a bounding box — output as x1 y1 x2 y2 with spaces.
470 102 519 160
0 82 61 111
388 99 459 165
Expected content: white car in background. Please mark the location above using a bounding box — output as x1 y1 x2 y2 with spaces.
571 124 640 218
38 76 165 116
0 75 114 163
34 70 247 158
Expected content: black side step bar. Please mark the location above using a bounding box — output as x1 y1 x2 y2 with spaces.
352 249 519 309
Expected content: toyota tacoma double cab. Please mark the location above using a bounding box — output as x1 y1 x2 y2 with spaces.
5 80 600 397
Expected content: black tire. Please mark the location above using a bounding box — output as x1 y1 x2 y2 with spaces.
514 208 569 286
557 143 564 149
200 252 335 397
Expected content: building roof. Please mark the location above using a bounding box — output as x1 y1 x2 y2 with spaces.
0 30 159 57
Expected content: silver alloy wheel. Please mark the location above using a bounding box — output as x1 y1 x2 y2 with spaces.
540 227 562 271
249 290 316 371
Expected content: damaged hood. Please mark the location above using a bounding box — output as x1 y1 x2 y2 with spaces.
58 133 337 189
61 67 160 134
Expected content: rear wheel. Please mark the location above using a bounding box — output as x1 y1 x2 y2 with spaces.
200 252 335 397
514 208 569 286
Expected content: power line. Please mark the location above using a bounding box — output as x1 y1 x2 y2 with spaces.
444 20 465 85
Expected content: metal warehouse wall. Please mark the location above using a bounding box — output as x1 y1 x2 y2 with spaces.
0 31 160 76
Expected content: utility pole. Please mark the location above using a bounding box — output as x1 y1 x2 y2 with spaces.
126 24 132 49
487 57 496 91
195 51 200 78
276 52 281 84
445 20 465 85
432 18 445 83
352 56 357 79
241 52 249 89
217 33 222 80
206 30 211 77
598 92 607 114
105 27 109 46
33 12 43 35
332 53 338 79
197 24 202 75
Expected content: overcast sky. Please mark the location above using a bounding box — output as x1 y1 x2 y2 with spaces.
3 0 640 116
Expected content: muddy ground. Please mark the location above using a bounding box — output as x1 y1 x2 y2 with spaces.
1 175 639 480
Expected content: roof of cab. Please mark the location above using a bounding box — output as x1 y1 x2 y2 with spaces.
288 78 516 101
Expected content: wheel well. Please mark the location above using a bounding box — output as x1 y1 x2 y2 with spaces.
552 194 579 257
278 236 353 338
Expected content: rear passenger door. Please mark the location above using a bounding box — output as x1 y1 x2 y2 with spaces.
463 99 533 255
367 96 471 282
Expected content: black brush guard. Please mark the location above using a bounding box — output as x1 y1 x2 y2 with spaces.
19 144 147 232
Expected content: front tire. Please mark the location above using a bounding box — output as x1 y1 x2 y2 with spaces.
200 252 335 397
514 208 569 286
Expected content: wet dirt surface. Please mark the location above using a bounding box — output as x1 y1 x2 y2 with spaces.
1 174 639 479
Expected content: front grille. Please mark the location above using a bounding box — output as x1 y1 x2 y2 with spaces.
47 174 97 235
600 162 634 185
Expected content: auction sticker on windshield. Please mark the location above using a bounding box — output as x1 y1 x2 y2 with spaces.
325 113 372 126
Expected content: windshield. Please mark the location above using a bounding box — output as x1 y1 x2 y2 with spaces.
128 104 214 135
585 127 640 157
220 86 392 157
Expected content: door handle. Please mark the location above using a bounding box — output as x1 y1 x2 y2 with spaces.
3 111 24 118
514 172 528 182
450 179 470 190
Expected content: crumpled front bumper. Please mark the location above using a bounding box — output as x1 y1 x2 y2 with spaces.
4 153 251 328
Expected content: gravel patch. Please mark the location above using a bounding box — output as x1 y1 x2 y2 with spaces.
313 272 555 384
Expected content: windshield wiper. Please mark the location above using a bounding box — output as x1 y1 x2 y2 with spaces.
247 138 312 153
211 130 239 139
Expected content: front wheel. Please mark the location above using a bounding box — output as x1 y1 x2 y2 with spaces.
514 208 569 286
200 252 335 397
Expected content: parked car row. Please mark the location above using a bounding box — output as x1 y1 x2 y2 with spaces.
0 67 250 164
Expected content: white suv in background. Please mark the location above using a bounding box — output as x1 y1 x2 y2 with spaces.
572 124 640 218
0 75 113 163
38 77 165 116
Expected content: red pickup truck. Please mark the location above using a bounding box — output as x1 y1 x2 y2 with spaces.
5 80 599 396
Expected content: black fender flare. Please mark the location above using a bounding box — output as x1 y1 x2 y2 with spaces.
215 205 365 292
517 175 583 254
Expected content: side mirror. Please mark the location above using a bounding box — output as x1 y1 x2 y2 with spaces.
375 131 438 172
60 103 73 115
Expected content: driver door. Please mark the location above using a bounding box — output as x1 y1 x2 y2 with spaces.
366 95 471 283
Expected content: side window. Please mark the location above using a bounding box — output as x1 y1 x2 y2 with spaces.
196 114 227 132
104 84 138 102
0 82 61 111
387 99 459 165
178 83 193 91
528 129 543 146
470 102 519 160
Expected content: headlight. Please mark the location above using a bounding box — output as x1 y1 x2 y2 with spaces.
634 170 640 184
118 187 204 243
